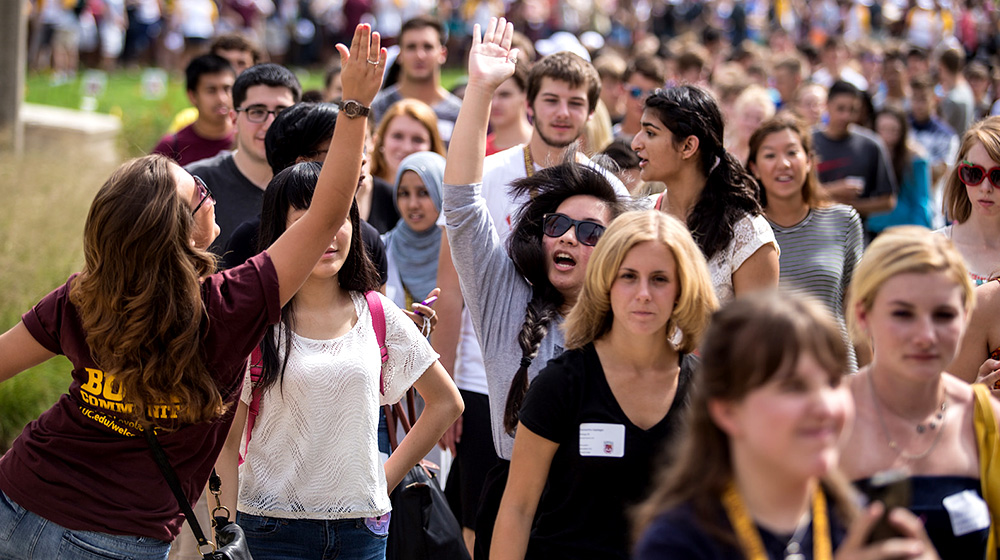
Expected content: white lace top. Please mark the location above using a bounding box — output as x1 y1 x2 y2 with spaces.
708 214 778 303
237 291 438 519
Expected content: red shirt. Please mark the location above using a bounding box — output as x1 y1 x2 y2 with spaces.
0 252 280 540
152 123 234 167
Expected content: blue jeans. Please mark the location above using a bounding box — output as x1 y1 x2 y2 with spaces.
237 511 388 560
0 490 170 559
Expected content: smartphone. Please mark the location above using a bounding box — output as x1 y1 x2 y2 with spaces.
863 469 912 543
414 295 437 317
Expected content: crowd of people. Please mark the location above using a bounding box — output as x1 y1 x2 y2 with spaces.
6 3 1000 559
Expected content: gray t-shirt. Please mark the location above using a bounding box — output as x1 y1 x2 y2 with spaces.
443 181 567 459
812 127 898 200
371 85 463 143
769 204 864 371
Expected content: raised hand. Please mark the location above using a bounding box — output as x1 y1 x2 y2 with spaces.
336 24 387 106
467 17 518 91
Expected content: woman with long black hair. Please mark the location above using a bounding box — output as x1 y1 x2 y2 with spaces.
631 85 779 301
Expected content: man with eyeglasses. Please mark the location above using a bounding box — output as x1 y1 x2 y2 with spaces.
186 63 302 255
612 55 665 142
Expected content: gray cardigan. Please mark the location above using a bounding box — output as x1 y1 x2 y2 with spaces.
444 182 566 460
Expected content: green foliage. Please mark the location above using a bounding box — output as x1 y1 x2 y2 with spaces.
0 151 114 452
25 68 469 159
25 68 328 158
0 360 71 452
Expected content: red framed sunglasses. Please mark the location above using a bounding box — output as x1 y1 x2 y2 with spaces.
957 160 1000 189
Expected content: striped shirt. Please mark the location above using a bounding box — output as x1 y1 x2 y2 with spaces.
769 204 864 371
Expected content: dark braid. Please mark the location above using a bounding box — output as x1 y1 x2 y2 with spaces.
503 289 562 434
500 159 631 435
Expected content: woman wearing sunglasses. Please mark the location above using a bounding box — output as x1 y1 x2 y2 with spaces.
442 19 632 555
0 25 384 559
493 210 717 559
632 85 779 303
936 116 1000 286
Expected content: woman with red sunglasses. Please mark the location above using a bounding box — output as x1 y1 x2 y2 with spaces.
936 116 1000 286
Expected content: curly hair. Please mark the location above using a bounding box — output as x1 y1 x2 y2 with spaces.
69 155 221 426
644 86 763 261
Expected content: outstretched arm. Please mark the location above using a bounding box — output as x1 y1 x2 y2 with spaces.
443 17 518 187
0 322 56 384
267 24 387 306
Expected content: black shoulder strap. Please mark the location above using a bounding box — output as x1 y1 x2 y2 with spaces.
142 428 214 554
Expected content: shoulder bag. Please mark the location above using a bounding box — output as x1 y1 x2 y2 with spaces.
142 428 252 560
384 398 471 560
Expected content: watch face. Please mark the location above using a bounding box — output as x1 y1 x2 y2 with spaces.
341 100 369 118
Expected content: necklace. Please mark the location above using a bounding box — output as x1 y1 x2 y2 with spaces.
783 507 812 560
867 371 948 461
523 145 535 177
721 481 831 560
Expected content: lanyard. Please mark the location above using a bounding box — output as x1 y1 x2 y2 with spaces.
721 481 832 560
523 145 535 178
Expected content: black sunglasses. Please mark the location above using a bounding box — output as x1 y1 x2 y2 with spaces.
542 213 606 246
191 175 214 216
958 160 1000 189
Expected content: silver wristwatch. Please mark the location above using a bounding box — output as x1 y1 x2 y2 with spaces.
339 100 371 119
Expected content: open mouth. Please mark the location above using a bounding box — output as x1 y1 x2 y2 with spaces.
553 251 576 271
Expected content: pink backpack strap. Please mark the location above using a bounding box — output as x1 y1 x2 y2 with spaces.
654 191 666 211
365 290 389 395
240 346 264 465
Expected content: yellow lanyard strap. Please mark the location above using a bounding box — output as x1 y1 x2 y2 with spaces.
721 480 832 560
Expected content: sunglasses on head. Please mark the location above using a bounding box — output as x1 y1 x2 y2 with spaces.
542 213 606 246
958 160 1000 189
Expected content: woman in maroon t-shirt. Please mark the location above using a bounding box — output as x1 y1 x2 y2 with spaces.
0 24 385 559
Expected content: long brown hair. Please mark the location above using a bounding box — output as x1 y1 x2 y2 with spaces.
370 99 445 181
69 155 221 426
632 292 856 545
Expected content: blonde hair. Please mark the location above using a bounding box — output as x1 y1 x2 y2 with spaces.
583 98 614 156
846 226 976 343
370 99 446 181
563 210 718 353
732 84 776 119
943 116 1000 224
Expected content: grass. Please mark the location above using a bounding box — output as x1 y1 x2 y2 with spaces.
0 150 114 451
25 67 468 159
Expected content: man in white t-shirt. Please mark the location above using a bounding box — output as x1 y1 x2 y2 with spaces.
433 50 629 557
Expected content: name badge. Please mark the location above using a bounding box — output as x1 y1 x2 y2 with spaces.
942 489 991 536
579 423 625 458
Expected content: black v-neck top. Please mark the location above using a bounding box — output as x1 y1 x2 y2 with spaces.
518 343 696 560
